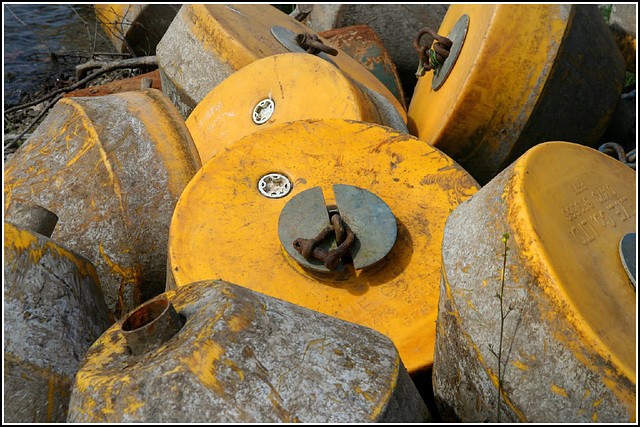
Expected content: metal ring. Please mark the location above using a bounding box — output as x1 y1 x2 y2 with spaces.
252 98 275 125
258 173 292 198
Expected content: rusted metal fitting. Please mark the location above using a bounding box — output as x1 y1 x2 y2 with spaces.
324 226 356 270
121 296 183 356
289 4 313 22
5 199 58 238
414 27 453 77
294 225 333 261
293 215 357 270
331 212 345 245
295 32 339 56
599 142 636 170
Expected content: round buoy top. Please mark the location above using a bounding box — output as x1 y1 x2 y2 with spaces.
186 53 383 164
510 141 636 378
168 118 479 373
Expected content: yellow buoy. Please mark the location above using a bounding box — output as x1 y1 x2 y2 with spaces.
156 4 405 120
408 5 625 184
167 119 479 375
436 142 635 422
186 53 404 164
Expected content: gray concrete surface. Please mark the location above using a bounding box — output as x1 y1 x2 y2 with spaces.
4 221 111 423
68 280 432 423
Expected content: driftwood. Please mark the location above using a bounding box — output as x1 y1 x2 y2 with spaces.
75 55 156 80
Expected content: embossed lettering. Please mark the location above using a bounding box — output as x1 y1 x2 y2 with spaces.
562 197 595 221
591 210 616 228
570 218 599 245
592 184 618 204
569 181 588 195
380 284 398 299
607 196 631 222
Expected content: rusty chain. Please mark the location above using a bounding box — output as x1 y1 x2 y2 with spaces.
293 214 356 270
413 27 453 77
599 142 636 170
295 33 338 56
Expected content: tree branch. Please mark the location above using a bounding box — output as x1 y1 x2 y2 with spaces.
5 56 157 114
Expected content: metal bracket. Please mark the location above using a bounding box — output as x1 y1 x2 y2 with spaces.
270 25 339 68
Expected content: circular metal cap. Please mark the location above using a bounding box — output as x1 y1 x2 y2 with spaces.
278 185 397 273
432 14 469 91
258 173 292 198
253 98 275 124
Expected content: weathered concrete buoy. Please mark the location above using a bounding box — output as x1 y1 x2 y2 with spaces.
408 4 626 184
167 119 479 377
318 25 406 109
435 142 636 422
94 4 181 56
186 53 405 164
156 4 405 120
4 211 111 423
4 89 202 319
67 279 430 422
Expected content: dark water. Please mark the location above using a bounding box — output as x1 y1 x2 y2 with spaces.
4 4 113 106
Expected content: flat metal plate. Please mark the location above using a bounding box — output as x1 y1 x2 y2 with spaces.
620 233 636 290
270 25 339 67
333 184 397 270
278 187 342 272
432 14 469 91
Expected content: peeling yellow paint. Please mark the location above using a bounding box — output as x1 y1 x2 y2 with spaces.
123 395 145 415
511 359 529 371
354 385 378 402
551 384 569 398
181 340 225 393
223 359 244 381
227 314 250 333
